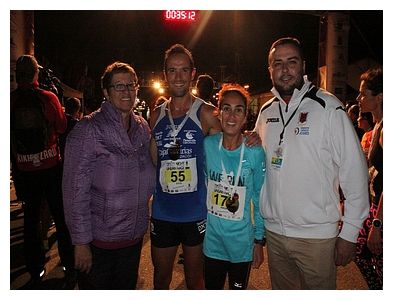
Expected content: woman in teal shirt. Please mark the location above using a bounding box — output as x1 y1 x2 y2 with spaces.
203 83 266 289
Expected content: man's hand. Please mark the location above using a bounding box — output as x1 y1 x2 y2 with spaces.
244 130 261 147
334 237 356 266
74 244 93 273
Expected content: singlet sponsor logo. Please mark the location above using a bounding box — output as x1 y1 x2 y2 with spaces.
183 130 197 144
159 147 193 158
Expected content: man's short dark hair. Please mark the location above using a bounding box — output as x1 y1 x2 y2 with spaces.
164 44 195 73
64 97 81 115
268 37 304 65
16 55 41 84
196 74 214 100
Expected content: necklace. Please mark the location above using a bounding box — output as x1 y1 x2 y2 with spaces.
219 133 245 213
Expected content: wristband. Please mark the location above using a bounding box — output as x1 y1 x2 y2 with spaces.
254 238 266 246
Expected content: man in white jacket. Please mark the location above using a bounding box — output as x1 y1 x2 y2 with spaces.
254 37 369 289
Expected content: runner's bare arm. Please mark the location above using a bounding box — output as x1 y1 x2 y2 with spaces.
150 137 158 166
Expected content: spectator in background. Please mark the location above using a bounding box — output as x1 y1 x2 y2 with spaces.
355 67 383 289
10 55 74 288
62 61 155 289
254 37 369 289
348 104 364 140
76 64 95 105
357 112 374 157
59 97 82 160
196 74 215 106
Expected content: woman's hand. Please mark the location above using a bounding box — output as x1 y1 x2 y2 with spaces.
252 244 264 269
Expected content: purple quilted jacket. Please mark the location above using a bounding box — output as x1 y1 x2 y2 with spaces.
62 101 155 245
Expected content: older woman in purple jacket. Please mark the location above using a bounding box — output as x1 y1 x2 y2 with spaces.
62 62 155 289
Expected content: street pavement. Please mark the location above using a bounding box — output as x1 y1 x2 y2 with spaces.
10 189 368 290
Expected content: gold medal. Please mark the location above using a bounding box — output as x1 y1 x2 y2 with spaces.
226 192 239 213
168 142 181 160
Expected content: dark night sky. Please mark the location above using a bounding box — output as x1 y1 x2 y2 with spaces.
34 10 382 100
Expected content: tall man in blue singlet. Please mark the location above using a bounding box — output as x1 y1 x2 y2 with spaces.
149 44 221 289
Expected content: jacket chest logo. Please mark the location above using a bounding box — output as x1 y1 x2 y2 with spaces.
266 117 280 124
298 112 309 125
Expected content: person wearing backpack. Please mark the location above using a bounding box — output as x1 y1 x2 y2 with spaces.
10 55 75 288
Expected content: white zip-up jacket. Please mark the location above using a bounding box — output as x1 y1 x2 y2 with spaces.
255 78 369 243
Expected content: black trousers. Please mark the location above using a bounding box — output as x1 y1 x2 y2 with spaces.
77 242 143 290
14 164 74 278
204 255 251 290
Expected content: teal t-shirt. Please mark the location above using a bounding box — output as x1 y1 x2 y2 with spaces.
203 133 265 263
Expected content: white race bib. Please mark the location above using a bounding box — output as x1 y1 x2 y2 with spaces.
159 157 198 194
207 179 246 221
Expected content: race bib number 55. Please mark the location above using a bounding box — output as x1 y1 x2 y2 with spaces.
159 157 198 194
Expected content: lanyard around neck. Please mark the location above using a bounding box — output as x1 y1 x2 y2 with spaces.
219 134 245 191
166 100 194 143
278 89 310 145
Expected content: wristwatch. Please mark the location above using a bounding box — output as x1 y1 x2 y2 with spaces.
254 238 266 246
372 218 382 228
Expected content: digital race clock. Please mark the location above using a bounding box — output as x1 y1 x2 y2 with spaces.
165 10 197 21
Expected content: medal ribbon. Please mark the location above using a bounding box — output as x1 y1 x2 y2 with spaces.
219 134 245 197
167 100 194 144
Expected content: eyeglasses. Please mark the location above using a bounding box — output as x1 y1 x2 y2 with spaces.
109 82 139 92
221 105 246 116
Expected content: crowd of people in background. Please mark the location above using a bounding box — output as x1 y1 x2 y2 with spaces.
10 37 382 290
353 68 383 290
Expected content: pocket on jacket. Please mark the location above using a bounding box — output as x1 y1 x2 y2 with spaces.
103 189 137 222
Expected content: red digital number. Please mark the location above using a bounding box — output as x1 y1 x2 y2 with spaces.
165 10 196 21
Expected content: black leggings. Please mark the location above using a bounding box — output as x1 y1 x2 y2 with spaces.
15 164 74 277
204 255 251 289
